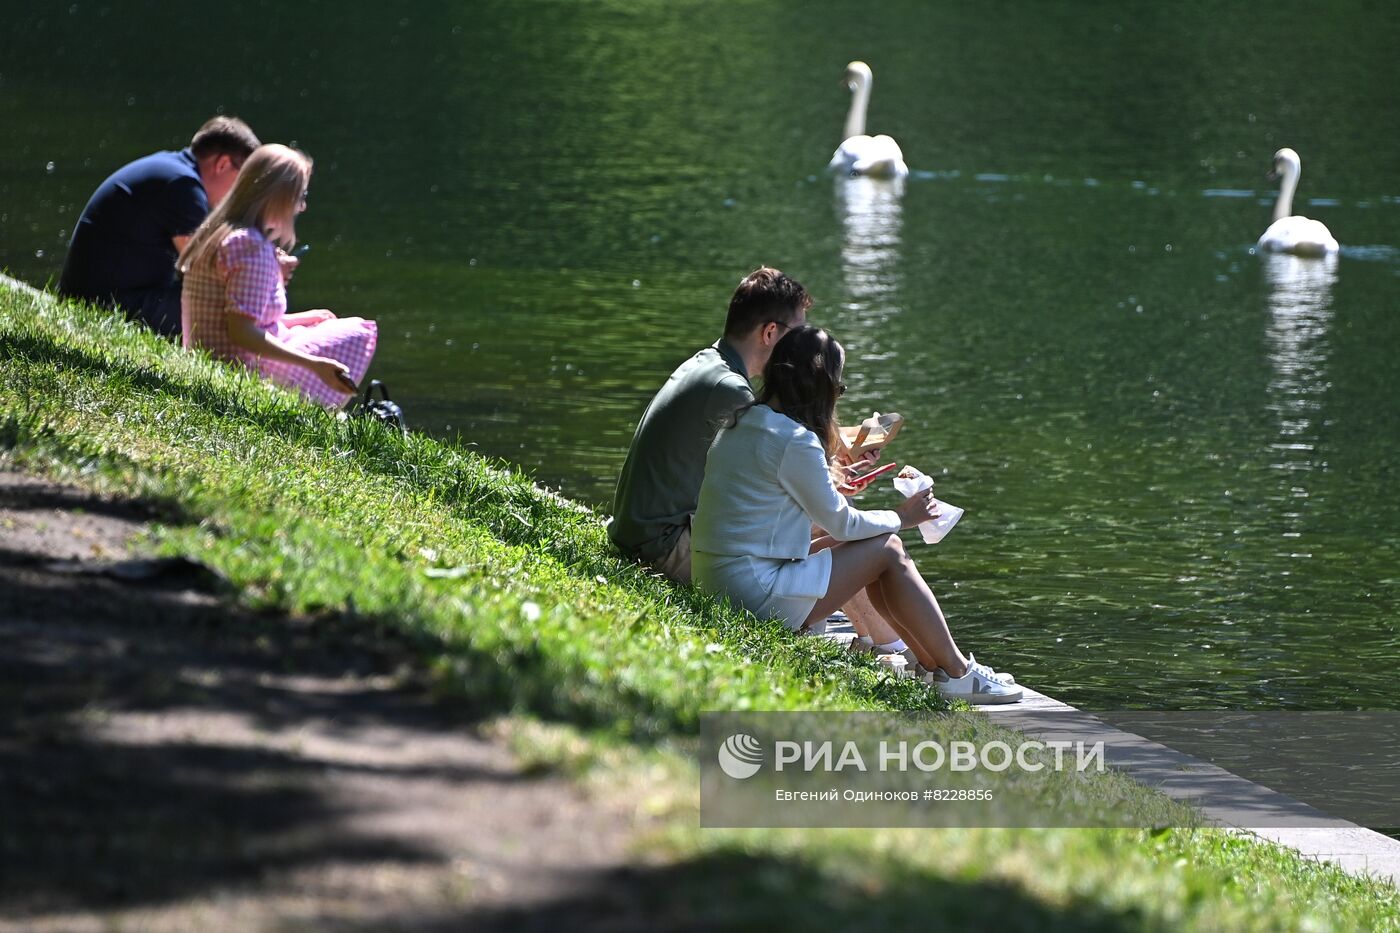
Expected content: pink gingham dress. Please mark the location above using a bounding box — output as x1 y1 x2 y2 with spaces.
181 227 377 408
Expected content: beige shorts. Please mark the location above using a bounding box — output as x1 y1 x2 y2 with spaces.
652 521 693 584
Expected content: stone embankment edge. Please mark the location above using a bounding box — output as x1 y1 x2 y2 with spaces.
820 613 1400 886
981 684 1400 887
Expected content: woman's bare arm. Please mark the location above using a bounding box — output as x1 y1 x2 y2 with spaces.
225 315 356 392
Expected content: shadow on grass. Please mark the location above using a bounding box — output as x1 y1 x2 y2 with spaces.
327 848 1157 933
0 540 502 916
0 474 193 527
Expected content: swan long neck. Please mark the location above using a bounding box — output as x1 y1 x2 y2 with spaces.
843 72 870 141
1274 163 1299 223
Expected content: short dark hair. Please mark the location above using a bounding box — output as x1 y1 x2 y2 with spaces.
723 267 812 340
190 116 260 163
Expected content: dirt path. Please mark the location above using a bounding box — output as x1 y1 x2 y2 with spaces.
0 472 663 931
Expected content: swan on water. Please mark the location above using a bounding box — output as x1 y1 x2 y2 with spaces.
828 61 908 179
1258 148 1339 257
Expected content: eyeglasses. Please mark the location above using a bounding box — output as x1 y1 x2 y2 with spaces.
768 320 792 334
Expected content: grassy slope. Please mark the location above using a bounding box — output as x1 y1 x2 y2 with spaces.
2 277 1397 931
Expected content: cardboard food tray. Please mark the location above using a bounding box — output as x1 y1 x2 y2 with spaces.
838 412 904 458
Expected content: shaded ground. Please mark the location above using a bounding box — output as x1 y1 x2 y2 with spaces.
0 472 647 931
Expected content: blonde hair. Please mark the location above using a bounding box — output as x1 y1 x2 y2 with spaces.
178 143 312 274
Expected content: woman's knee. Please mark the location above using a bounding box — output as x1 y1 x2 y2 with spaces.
875 532 909 566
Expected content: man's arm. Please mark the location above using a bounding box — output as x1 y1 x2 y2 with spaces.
162 174 207 258
704 375 756 432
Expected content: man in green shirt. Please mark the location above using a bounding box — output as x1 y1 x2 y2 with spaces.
609 267 912 656
608 267 810 581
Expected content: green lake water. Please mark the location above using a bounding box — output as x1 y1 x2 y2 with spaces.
4 1 1399 710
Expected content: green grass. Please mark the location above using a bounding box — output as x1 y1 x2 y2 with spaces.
3 276 1399 931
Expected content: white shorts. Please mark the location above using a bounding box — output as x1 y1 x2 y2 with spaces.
691 549 832 631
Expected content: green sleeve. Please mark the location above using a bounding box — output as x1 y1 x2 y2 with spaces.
705 375 754 433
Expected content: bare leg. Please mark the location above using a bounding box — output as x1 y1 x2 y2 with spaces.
810 535 901 645
803 534 969 677
864 577 896 632
844 589 902 645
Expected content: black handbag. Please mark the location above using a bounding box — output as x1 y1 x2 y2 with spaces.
353 379 407 434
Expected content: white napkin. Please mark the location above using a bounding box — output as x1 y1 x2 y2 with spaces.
892 466 964 544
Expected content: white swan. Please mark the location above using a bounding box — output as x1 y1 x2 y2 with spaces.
828 61 908 179
1258 148 1339 257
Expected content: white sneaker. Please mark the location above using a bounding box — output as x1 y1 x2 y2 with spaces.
965 653 1016 686
907 651 1016 685
924 656 1022 705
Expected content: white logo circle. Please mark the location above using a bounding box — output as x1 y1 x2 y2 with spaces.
717 733 763 779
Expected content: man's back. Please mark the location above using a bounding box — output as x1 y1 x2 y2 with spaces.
608 340 753 565
58 149 207 302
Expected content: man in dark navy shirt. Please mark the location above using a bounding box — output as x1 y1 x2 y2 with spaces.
58 116 260 336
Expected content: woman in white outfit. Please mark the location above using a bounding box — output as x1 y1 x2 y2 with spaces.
692 326 1020 704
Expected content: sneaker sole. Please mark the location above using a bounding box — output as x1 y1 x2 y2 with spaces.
936 687 1023 705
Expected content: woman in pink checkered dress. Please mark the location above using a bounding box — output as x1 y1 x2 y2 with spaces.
179 144 376 408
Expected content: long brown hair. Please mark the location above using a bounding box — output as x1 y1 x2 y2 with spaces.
753 325 844 455
178 143 311 274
